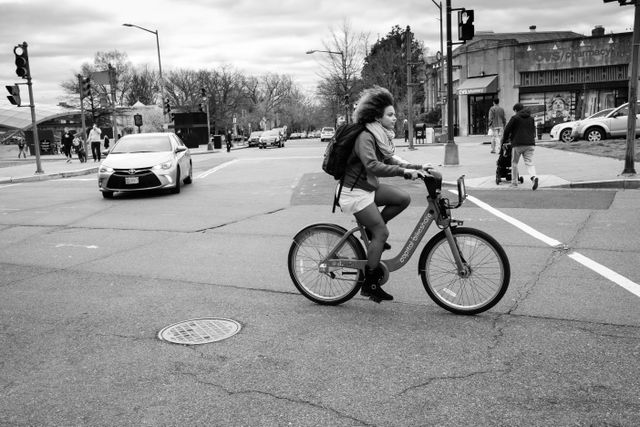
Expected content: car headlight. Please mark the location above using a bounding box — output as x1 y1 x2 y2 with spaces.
99 165 114 173
152 160 173 170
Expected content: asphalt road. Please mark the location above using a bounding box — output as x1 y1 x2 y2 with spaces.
1 140 639 426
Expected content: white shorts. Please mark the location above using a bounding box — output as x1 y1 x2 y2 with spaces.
337 185 375 215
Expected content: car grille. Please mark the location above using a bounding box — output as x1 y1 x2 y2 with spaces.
107 167 161 190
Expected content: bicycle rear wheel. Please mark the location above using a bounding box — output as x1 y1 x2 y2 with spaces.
418 227 510 315
288 224 365 305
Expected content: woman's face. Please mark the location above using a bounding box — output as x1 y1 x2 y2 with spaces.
379 105 396 130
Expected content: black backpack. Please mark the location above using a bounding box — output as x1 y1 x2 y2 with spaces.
321 123 368 212
322 123 365 179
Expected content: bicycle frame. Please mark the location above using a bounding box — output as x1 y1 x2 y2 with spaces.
320 175 468 276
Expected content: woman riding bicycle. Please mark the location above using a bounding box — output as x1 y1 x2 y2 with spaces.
338 86 429 303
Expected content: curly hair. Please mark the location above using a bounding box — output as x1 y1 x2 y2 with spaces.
351 86 395 124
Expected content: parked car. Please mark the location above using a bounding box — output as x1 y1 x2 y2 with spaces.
571 102 640 141
320 127 335 142
247 131 263 147
97 132 192 198
550 108 614 143
258 129 284 148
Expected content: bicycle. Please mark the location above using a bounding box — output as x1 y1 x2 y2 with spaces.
288 173 510 315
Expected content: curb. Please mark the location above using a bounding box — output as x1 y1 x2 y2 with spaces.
0 166 98 184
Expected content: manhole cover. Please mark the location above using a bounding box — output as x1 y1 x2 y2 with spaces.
158 317 241 345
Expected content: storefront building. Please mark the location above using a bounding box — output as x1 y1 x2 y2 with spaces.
427 26 634 136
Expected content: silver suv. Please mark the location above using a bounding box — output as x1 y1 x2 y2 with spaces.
571 102 640 141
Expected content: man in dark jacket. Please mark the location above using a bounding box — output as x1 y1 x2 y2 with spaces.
502 103 539 190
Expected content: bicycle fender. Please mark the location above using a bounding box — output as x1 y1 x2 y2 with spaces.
291 223 349 244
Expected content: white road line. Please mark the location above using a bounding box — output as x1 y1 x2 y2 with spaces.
196 159 238 179
466 194 562 247
0 184 19 189
568 252 640 298
455 191 640 299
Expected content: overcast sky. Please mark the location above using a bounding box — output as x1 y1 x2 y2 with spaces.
0 0 635 106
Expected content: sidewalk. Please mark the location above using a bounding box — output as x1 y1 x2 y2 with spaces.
1 136 639 189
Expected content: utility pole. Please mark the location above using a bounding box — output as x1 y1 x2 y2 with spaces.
623 0 639 175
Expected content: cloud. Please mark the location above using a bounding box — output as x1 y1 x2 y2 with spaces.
0 0 634 105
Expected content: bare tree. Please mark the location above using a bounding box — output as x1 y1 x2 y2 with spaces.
313 19 369 122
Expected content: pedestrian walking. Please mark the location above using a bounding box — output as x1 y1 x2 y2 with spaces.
88 124 102 162
103 134 110 151
502 103 539 190
488 98 506 153
17 139 27 158
225 130 232 152
61 128 74 162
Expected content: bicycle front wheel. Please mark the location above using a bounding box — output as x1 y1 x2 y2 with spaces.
418 227 510 315
288 224 365 305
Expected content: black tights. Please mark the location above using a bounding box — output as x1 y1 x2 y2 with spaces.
354 183 411 269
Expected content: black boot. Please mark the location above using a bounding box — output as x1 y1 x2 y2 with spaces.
360 266 393 303
363 228 391 251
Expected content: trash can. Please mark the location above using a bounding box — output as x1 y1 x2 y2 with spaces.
213 134 222 149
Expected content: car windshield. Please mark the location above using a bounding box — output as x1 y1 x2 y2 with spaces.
322 128 335 132
264 130 279 136
588 109 614 119
111 135 173 153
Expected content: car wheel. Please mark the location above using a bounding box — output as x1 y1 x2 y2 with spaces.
585 127 605 142
559 128 573 143
184 161 193 184
102 191 114 199
172 168 181 194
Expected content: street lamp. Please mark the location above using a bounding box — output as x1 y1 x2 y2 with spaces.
122 23 167 128
306 49 350 124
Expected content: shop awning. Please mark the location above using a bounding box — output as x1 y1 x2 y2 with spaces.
457 76 498 95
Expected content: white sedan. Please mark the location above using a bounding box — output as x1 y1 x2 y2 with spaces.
97 132 193 198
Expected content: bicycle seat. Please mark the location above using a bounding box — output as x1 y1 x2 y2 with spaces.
423 170 443 198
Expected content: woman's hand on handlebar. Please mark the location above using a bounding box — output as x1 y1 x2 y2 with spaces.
403 169 428 180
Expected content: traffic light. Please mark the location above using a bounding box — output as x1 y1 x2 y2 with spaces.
133 114 143 127
14 43 30 79
164 100 171 114
458 9 475 41
80 77 91 98
198 103 204 112
6 85 21 106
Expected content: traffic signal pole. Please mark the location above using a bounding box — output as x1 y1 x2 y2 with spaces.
443 0 459 165
406 26 415 150
26 72 43 174
14 42 43 174
78 75 88 157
